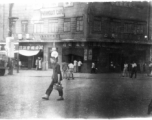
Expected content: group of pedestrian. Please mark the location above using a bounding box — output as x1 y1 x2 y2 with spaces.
122 61 137 78
62 60 83 80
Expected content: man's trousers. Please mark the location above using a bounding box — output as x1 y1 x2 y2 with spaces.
46 79 63 97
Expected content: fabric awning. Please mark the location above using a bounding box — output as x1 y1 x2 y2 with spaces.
18 50 40 56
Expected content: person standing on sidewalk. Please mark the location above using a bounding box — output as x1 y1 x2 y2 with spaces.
42 56 64 101
91 62 96 73
67 63 74 80
73 60 78 73
62 62 68 79
130 61 137 78
78 60 82 73
122 62 128 77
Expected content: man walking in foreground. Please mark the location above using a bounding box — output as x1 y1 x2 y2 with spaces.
42 56 64 101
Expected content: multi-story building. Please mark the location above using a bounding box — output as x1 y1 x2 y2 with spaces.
0 2 152 73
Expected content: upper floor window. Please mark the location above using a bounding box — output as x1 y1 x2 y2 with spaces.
34 21 44 33
76 17 83 31
64 18 71 32
48 20 58 33
21 20 28 33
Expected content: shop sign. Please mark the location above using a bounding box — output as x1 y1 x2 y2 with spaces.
19 45 43 50
68 43 72 47
76 43 80 47
84 49 87 61
41 7 64 18
63 43 66 47
40 34 60 40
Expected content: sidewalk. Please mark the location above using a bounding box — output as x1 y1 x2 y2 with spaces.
6 69 150 79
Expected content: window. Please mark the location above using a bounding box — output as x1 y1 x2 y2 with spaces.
64 18 71 32
21 20 28 33
34 22 44 33
76 17 83 31
48 20 58 33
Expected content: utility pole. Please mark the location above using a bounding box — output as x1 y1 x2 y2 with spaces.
7 3 14 75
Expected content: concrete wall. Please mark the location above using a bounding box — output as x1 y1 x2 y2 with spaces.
11 3 88 41
0 4 9 42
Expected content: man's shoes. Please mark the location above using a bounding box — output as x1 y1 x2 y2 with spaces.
57 97 64 101
42 94 49 100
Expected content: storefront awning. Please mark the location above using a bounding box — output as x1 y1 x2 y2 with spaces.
18 50 40 56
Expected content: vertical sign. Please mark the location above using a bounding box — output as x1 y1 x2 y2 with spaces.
84 49 87 61
88 49 92 60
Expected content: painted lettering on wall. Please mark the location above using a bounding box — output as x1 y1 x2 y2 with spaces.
41 7 64 18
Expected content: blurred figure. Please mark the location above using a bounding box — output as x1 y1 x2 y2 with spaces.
149 61 152 76
19 60 22 70
78 60 82 73
67 63 74 80
91 62 96 73
122 62 128 77
62 62 68 79
130 61 137 78
73 60 78 73
36 57 42 70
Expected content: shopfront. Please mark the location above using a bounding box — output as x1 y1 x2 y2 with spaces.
19 43 44 69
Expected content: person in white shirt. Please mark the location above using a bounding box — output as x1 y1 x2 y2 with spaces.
122 62 128 77
91 62 95 73
67 63 74 80
78 60 82 72
73 60 78 73
130 61 137 78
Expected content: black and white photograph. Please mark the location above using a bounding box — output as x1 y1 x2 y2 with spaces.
0 0 152 119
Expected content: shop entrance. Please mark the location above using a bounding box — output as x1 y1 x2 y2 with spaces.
62 48 84 64
19 50 43 69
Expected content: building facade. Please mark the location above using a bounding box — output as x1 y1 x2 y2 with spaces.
0 2 152 73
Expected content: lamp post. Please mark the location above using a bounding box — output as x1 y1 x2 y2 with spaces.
8 17 19 74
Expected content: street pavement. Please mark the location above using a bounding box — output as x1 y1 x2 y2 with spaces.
0 70 152 119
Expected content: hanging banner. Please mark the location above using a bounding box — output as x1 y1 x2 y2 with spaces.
84 49 87 61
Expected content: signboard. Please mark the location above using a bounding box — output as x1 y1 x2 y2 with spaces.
41 7 64 18
19 45 43 50
88 49 92 60
40 34 60 40
84 49 87 61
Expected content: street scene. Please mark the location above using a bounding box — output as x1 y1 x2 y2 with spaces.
1 1 152 119
0 70 152 119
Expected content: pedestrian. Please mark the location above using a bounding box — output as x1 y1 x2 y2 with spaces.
78 60 82 72
42 56 64 101
35 58 38 70
62 62 68 79
91 62 96 73
149 61 152 76
67 63 74 80
19 60 22 70
73 60 78 73
122 62 128 77
130 61 137 78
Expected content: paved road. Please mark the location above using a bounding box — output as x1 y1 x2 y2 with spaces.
0 70 152 119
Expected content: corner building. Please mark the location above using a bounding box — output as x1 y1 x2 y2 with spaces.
10 2 152 72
